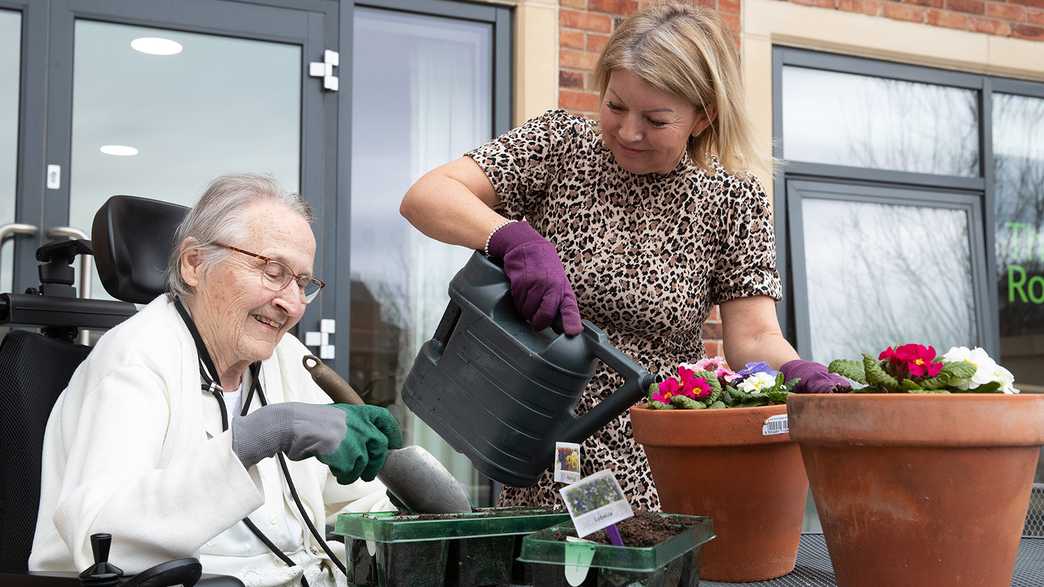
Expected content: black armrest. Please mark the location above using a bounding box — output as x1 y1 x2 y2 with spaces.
0 572 245 587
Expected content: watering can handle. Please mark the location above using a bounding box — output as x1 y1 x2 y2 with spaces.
560 322 655 443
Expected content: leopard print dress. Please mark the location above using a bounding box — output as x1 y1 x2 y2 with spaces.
465 109 783 511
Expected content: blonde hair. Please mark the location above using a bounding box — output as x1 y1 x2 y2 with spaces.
594 3 765 176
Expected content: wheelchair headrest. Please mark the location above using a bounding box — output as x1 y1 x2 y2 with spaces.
92 196 189 304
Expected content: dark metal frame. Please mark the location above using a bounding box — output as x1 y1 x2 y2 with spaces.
772 46 1044 359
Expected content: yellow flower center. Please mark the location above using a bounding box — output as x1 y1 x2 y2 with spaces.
914 359 924 366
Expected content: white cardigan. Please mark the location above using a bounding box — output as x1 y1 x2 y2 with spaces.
29 295 392 586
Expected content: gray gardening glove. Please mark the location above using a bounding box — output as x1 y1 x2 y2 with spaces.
231 402 347 469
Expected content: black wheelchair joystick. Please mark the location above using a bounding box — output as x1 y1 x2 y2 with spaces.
77 534 122 586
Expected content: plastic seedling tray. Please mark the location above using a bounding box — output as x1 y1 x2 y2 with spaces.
335 506 570 586
517 514 714 587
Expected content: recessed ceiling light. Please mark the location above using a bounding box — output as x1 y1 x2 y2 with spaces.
100 145 139 157
131 37 182 56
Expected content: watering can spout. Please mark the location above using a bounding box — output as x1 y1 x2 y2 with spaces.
403 252 654 487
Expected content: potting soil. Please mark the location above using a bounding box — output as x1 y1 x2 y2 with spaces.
552 511 702 546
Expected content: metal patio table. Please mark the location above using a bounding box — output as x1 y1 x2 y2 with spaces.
701 534 1044 587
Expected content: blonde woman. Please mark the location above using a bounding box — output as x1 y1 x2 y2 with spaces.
400 3 847 510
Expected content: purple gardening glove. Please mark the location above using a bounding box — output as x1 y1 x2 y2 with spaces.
780 359 851 393
488 220 583 335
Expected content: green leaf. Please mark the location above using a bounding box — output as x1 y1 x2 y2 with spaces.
670 395 706 409
783 378 801 391
723 386 738 406
940 360 976 382
647 383 660 402
968 381 1002 393
708 401 727 409
829 359 867 384
764 389 790 405
648 400 674 410
900 378 922 391
863 354 899 390
908 388 950 394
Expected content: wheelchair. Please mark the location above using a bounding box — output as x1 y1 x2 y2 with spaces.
0 196 242 586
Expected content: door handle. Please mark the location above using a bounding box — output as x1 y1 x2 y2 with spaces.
0 223 39 284
47 226 93 346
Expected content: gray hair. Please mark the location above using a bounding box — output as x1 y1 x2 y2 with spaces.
166 173 313 299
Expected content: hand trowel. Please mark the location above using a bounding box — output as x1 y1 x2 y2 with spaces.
302 355 473 514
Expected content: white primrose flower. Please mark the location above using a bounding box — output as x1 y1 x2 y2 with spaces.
941 346 1019 393
738 372 776 395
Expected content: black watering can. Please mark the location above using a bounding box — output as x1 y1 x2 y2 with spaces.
403 252 655 487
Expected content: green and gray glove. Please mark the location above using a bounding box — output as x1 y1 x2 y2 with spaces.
318 404 403 484
231 402 402 484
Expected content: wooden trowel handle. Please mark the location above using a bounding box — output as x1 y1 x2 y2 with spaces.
302 355 365 406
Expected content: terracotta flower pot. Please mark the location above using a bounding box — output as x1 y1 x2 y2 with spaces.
630 404 809 582
788 394 1044 587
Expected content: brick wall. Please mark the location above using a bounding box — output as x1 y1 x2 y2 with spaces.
557 0 1041 362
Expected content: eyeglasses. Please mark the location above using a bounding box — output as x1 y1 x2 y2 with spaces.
214 242 326 304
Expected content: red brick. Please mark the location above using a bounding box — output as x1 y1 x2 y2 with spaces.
838 0 883 15
589 0 638 14
560 48 600 70
884 1 928 21
560 90 601 113
704 340 721 358
1012 22 1044 36
560 0 587 8
791 0 837 7
560 70 585 89
926 7 973 26
587 32 610 53
1029 8 1044 25
986 1 1027 19
560 9 613 33
907 0 944 8
1010 0 1044 8
709 305 720 321
969 16 1013 33
694 0 717 9
720 0 741 13
561 29 585 50
720 10 741 34
701 321 723 340
946 0 986 13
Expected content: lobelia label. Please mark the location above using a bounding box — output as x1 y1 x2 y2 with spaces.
559 470 633 538
762 414 789 436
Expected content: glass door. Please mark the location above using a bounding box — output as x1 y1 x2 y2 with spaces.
33 0 335 342
0 6 26 294
348 0 510 506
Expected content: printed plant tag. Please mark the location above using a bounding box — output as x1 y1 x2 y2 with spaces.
559 469 634 538
554 442 582 484
762 414 789 436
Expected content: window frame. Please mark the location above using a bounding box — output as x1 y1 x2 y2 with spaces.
773 46 1044 359
785 178 991 360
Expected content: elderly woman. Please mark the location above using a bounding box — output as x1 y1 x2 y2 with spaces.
400 3 848 511
30 174 400 586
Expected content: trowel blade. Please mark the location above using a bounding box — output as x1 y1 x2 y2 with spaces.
379 445 473 514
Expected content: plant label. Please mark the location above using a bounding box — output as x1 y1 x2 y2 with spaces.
559 469 633 538
564 536 596 586
762 414 789 436
554 441 582 484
